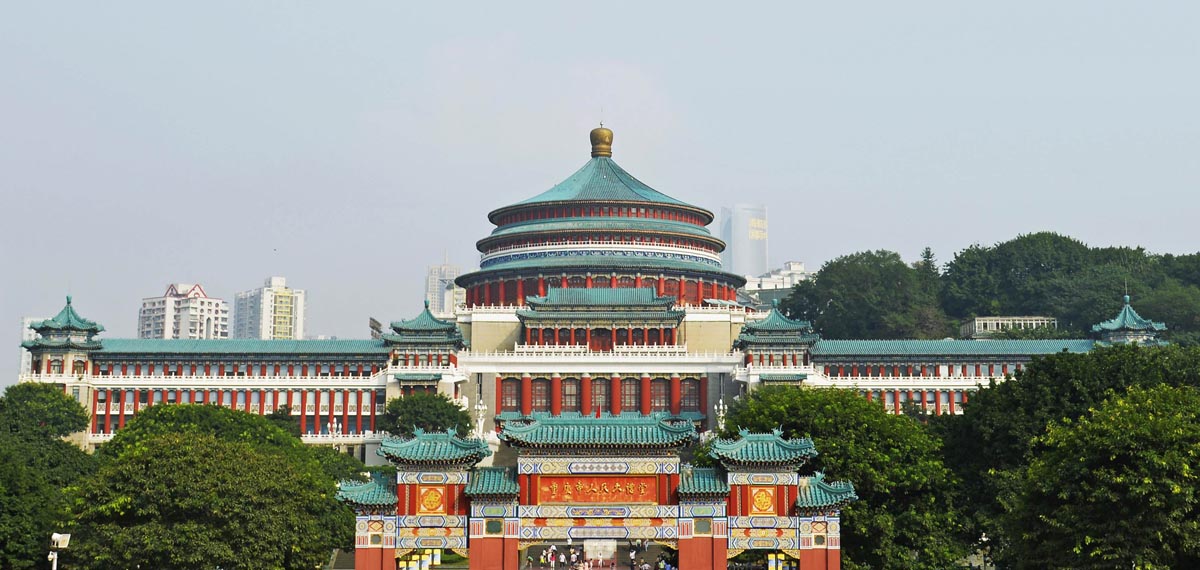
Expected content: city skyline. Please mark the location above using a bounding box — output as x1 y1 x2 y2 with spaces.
4 2 1199 383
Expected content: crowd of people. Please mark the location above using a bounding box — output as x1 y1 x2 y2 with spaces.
525 540 675 570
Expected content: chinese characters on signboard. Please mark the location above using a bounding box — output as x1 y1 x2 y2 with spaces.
538 476 658 504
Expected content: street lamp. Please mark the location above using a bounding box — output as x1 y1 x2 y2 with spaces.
48 533 70 570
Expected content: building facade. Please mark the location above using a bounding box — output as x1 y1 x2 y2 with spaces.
958 316 1057 339
425 263 462 316
742 261 808 309
19 128 1169 569
720 204 769 278
137 283 228 340
233 276 307 340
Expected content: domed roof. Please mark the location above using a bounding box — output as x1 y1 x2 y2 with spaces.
515 156 694 208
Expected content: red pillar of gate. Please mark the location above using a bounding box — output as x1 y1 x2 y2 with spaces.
581 374 593 416
550 374 562 416
520 374 532 416
640 374 652 416
610 374 622 415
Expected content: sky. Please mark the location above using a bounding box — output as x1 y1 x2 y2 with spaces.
2 2 1198 384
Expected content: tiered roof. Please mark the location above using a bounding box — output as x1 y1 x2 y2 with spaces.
23 296 104 350
708 429 817 468
337 471 398 509
1092 295 1167 334
810 339 1095 357
377 428 491 468
795 472 857 511
514 157 694 209
464 467 521 498
382 302 465 348
498 413 698 450
519 288 684 322
734 301 819 349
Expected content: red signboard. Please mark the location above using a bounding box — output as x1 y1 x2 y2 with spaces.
537 475 658 504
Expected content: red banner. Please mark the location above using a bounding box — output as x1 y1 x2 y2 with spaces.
537 475 658 504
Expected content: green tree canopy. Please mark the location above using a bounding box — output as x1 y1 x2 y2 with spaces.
379 391 472 438
0 382 89 439
781 250 952 339
72 404 357 568
719 386 967 569
71 433 346 570
1002 385 1200 568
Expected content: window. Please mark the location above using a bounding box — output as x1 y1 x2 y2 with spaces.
531 379 550 412
591 381 610 414
621 378 639 411
501 379 520 413
680 379 700 412
651 379 670 412
561 379 580 412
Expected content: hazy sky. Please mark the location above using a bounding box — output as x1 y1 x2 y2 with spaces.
3 2 1198 383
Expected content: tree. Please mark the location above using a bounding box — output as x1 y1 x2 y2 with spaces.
0 383 94 569
74 404 356 566
379 391 472 437
937 345 1200 564
265 404 302 437
1001 385 1200 568
71 433 347 570
782 250 951 340
720 386 968 569
0 382 89 438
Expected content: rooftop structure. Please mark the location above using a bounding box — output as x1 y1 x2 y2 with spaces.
138 283 228 340
232 276 306 340
959 315 1058 339
720 203 769 278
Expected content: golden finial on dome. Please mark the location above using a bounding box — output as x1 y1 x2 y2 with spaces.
590 124 613 157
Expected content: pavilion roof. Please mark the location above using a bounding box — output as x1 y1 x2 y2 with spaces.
1092 295 1167 333
336 472 397 508
389 301 459 333
31 296 104 333
464 467 521 498
676 466 730 497
709 429 817 468
795 472 858 511
498 412 697 450
377 428 491 467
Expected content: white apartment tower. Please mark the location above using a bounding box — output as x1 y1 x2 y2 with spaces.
424 262 461 315
138 283 229 339
232 276 306 340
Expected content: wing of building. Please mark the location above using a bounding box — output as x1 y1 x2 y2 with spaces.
20 128 1165 570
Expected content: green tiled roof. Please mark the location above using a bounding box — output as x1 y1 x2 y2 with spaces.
498 412 697 449
1092 295 1167 333
709 429 817 468
515 157 695 208
32 296 104 333
393 373 442 382
337 472 397 508
527 288 675 308
465 255 733 276
465 467 521 497
94 338 390 355
795 472 857 511
21 339 102 350
677 466 729 496
809 339 1095 357
744 302 812 332
377 428 491 466
485 218 719 241
390 301 459 333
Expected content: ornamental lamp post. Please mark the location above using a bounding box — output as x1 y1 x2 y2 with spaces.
48 533 70 570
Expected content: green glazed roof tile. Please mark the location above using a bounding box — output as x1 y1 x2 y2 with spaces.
677 467 729 496
516 310 685 321
515 157 694 208
390 301 459 333
337 472 397 507
795 472 857 510
527 288 675 307
465 467 521 497
32 296 104 333
377 428 491 466
743 303 813 332
758 373 808 382
21 339 102 350
95 338 391 355
709 429 818 467
809 339 1095 357
485 218 719 241
1091 295 1167 333
498 412 697 449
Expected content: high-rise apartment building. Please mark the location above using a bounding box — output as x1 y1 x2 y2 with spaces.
233 276 306 340
138 283 229 339
719 203 769 278
424 263 461 315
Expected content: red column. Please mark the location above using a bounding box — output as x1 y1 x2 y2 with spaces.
586 275 593 288
699 377 708 425
90 390 98 433
585 328 592 348
538 328 545 345
581 374 593 416
935 391 943 415
669 374 682 417
525 328 532 345
117 390 126 429
355 389 364 433
948 391 956 415
677 279 686 304
561 275 567 288
610 374 622 415
516 279 525 306
369 391 377 432
538 276 546 296
341 390 349 433
643 327 650 346
495 375 503 415
520 374 532 416
104 388 113 433
656 277 664 296
894 390 901 414
483 282 491 306
640 374 651 416
299 391 308 434
635 275 643 287
610 275 617 287
550 374 562 416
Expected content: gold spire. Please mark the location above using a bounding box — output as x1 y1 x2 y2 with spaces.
590 124 613 157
